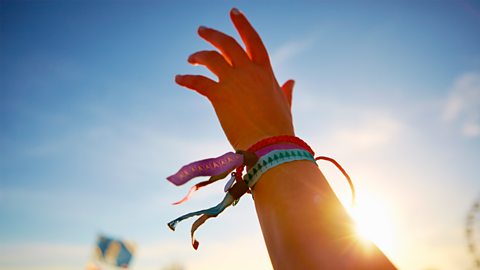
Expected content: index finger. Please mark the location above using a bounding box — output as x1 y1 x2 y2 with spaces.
230 8 270 66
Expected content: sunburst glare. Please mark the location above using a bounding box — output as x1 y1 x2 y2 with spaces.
349 192 397 256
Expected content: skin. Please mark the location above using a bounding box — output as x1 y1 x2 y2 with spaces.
176 8 397 270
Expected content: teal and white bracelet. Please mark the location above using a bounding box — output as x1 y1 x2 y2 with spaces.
244 149 317 188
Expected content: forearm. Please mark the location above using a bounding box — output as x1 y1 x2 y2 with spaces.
252 161 396 270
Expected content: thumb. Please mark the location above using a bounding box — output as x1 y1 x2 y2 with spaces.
281 79 295 108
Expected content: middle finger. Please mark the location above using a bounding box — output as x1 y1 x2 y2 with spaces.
198 26 249 67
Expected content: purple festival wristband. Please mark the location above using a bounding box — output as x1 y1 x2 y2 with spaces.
166 152 243 186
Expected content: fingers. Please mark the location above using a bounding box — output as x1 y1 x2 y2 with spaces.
175 74 217 98
198 26 249 67
281 79 295 108
188 50 232 78
230 8 270 66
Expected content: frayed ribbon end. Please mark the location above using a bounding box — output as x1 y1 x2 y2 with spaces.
167 221 177 231
172 185 198 205
192 239 199 250
171 171 234 205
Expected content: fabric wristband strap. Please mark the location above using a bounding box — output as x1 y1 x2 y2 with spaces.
234 136 314 183
244 149 316 188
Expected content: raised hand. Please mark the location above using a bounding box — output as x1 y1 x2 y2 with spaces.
175 8 295 150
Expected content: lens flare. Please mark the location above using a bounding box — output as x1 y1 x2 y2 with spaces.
349 193 396 255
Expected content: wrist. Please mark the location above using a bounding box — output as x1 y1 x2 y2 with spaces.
234 125 295 151
233 135 316 188
244 148 316 189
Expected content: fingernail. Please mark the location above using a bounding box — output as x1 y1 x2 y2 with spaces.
231 8 240 15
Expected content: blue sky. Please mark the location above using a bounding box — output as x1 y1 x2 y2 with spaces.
1 1 480 269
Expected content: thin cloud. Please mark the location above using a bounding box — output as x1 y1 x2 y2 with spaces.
327 111 405 151
443 71 480 137
270 36 315 68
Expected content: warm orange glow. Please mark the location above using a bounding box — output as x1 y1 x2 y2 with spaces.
349 193 396 255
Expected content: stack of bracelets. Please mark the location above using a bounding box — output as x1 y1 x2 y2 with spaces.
166 135 355 249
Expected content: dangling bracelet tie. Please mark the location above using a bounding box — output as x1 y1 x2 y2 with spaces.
165 135 356 249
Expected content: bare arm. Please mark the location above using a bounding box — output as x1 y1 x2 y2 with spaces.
175 8 396 269
254 161 396 269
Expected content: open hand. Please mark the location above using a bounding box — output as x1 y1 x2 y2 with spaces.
175 8 295 150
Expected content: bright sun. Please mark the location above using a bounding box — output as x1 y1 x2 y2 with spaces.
349 194 396 255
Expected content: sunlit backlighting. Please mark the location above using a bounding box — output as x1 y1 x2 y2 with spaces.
349 193 396 255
